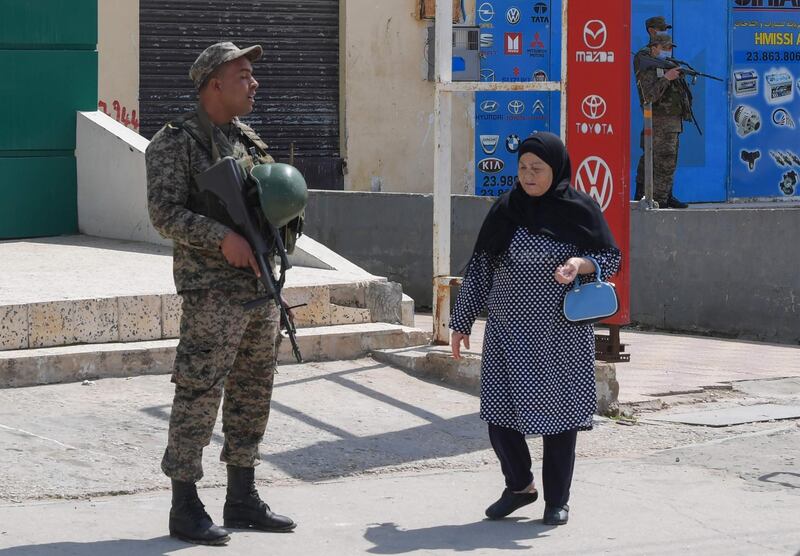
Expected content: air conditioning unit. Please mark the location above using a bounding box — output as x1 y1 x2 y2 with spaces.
427 24 480 82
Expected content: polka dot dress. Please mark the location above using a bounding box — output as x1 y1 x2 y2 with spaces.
450 228 621 435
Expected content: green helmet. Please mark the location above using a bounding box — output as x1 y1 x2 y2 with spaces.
250 163 308 228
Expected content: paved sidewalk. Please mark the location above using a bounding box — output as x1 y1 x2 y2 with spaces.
415 315 800 404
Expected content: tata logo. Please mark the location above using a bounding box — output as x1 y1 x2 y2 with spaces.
581 95 608 120
505 32 523 55
532 100 545 114
508 100 526 114
583 20 608 49
506 7 521 25
479 158 505 173
480 135 500 155
506 134 521 153
481 68 496 82
478 3 495 22
531 2 550 23
575 156 614 212
480 33 494 48
480 100 499 113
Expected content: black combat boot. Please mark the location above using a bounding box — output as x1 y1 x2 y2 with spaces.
224 465 297 532
169 480 230 545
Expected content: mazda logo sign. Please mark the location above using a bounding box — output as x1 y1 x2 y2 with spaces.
583 20 608 50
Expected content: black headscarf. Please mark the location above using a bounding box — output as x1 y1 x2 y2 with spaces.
471 132 618 260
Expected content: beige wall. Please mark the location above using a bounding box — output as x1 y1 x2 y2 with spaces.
98 0 140 134
341 0 476 193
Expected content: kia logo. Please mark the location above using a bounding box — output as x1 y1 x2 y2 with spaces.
583 20 608 50
581 95 607 120
479 158 505 173
481 68 496 82
508 100 525 114
480 100 499 113
533 2 548 14
506 7 521 25
478 2 495 22
575 156 614 212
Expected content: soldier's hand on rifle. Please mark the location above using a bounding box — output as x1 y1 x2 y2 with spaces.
221 231 261 277
281 296 295 325
665 68 682 81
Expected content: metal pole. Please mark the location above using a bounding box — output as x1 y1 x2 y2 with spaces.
643 102 656 209
432 0 453 345
560 0 569 139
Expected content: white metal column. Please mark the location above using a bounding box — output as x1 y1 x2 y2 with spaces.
433 0 569 345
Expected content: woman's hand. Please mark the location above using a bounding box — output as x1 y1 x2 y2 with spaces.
554 257 590 284
451 332 470 359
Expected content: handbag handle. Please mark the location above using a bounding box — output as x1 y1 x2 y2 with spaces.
569 256 601 292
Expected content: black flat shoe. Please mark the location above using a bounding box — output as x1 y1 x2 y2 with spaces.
485 488 538 520
667 195 688 209
542 504 569 525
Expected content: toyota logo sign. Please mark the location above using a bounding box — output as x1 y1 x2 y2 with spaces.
575 156 614 212
581 95 608 120
508 100 525 114
583 20 608 50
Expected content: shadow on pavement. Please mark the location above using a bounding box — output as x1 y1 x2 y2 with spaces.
363 519 555 553
0 536 190 556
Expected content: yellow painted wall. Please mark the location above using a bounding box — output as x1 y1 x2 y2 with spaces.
98 0 140 133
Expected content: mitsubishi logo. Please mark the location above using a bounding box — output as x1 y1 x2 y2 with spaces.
506 7 521 24
583 20 608 50
581 95 608 120
478 3 495 22
575 156 614 212
508 100 525 115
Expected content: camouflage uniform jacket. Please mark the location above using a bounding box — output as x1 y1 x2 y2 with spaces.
635 64 692 133
146 110 274 292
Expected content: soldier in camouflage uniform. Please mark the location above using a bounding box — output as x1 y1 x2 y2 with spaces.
146 42 296 546
634 34 692 208
632 16 671 76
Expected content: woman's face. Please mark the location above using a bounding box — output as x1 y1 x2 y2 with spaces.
518 152 553 197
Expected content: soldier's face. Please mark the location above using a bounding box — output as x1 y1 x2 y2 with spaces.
518 153 553 197
217 57 259 117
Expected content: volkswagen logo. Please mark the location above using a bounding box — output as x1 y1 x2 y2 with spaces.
480 100 499 113
506 7 521 25
508 100 525 115
575 156 614 212
533 2 547 14
480 68 496 82
581 95 608 120
583 20 608 50
478 2 495 22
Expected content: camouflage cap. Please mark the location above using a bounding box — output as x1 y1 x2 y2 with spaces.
648 33 676 48
189 42 263 89
645 16 672 31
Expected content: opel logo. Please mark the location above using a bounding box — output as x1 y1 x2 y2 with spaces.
583 20 608 50
508 100 525 114
480 68 496 82
480 100 499 113
478 2 495 22
533 2 547 14
581 95 608 120
575 156 614 212
506 7 521 25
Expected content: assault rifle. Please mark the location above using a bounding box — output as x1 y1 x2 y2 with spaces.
195 157 303 363
635 53 722 135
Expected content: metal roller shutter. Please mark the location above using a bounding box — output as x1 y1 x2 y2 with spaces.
140 0 342 189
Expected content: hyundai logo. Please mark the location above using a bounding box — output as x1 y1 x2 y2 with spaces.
508 100 525 114
480 100 499 113
506 7 521 25
478 2 495 22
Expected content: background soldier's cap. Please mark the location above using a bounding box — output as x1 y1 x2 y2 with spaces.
189 42 263 89
648 33 676 48
645 16 672 31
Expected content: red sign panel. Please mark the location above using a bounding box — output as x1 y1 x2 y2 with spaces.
567 0 631 325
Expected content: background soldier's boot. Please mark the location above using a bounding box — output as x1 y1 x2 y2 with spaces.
169 480 231 545
224 465 297 532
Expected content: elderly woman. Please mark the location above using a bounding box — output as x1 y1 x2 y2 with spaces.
450 132 621 526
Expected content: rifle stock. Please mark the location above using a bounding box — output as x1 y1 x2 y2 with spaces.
195 157 303 363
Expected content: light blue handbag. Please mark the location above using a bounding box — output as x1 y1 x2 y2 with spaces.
562 257 619 324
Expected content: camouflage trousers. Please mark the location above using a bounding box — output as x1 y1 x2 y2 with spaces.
161 288 280 483
635 125 682 204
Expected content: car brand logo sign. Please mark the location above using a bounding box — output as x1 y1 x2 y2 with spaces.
478 3 495 22
479 158 505 173
480 135 500 155
581 95 608 120
480 68 496 82
508 100 525 114
533 70 547 82
506 7 521 25
530 32 545 49
505 32 523 55
583 20 608 49
532 100 545 114
506 134 521 153
480 100 499 113
480 33 494 48
575 156 614 212
533 2 547 14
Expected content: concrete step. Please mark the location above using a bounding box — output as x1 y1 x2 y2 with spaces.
0 323 432 388
371 345 620 416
